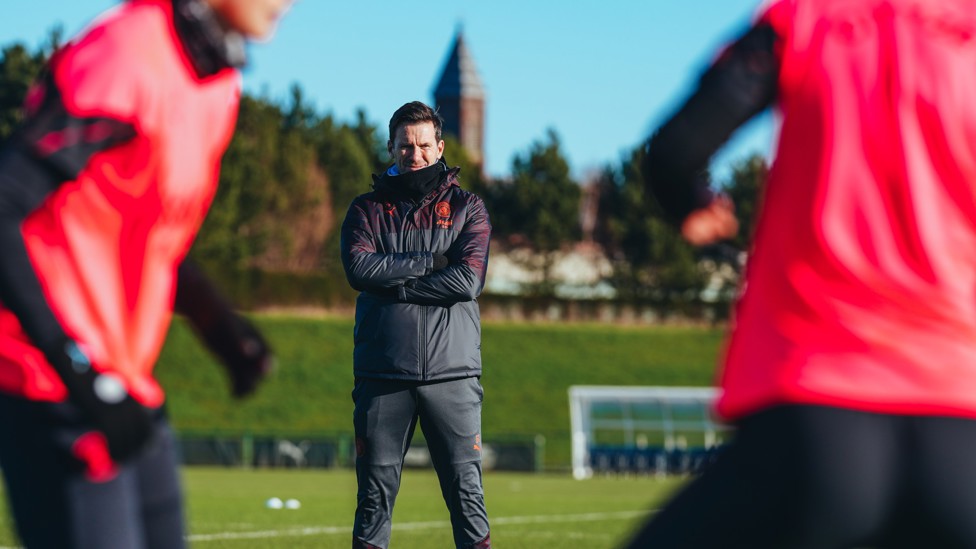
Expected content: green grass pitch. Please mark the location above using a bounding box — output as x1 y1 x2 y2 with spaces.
0 467 687 548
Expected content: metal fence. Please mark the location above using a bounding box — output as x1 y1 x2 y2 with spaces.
174 433 545 472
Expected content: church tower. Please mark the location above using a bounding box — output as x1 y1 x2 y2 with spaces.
433 29 486 170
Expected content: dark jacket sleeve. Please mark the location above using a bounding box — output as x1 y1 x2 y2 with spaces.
0 148 69 352
642 20 780 224
340 198 433 293
0 75 136 353
399 195 491 305
174 259 230 324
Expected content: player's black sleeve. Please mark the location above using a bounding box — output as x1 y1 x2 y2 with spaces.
0 147 69 351
174 260 273 397
0 74 136 352
643 21 780 224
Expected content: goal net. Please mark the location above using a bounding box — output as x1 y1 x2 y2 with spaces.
568 385 730 479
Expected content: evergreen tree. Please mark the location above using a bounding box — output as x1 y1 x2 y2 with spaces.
493 129 580 295
314 114 377 279
595 146 704 301
442 135 491 199
0 36 54 141
351 108 387 175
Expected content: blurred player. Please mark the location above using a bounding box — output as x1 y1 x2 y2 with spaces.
629 1 976 547
0 0 291 547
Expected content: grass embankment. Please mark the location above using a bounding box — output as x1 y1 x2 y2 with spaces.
156 315 725 468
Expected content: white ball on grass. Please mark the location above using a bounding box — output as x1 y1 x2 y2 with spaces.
285 498 301 509
265 497 284 509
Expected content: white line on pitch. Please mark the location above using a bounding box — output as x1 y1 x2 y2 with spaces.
493 510 649 525
189 510 652 543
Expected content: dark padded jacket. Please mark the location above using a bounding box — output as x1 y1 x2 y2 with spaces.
340 162 491 381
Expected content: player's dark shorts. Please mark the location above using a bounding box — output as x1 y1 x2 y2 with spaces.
0 393 185 549
625 404 976 549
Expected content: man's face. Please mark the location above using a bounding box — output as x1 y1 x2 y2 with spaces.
388 122 445 173
206 0 293 40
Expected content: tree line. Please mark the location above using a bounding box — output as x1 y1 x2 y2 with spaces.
0 38 766 310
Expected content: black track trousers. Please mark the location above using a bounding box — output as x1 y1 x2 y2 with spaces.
626 405 976 549
352 377 489 549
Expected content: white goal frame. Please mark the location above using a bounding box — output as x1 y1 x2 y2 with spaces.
568 385 728 479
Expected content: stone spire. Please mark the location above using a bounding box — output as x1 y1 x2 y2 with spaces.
433 28 486 170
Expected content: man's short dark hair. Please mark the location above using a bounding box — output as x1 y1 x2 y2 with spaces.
388 101 444 142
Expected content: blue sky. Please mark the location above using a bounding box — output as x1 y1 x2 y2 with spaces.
1 1 774 180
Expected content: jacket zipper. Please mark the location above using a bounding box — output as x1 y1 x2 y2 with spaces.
420 306 428 380
405 185 450 381
405 200 428 380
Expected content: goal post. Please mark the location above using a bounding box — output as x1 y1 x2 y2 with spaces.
568 385 730 480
